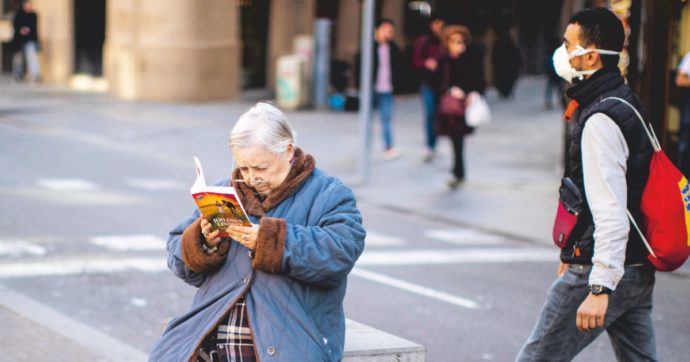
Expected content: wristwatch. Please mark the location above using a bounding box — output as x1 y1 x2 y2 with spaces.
589 284 612 296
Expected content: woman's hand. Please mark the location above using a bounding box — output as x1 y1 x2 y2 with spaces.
227 224 260 250
466 91 480 107
424 58 438 71
200 218 221 247
450 86 465 99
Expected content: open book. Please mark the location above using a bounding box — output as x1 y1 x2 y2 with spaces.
190 157 253 237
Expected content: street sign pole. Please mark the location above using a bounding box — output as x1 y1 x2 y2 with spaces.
357 0 375 184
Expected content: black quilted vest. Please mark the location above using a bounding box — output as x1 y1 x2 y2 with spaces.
561 68 653 265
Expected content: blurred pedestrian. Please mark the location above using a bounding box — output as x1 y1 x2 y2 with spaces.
544 38 566 110
370 18 403 160
491 29 522 99
675 51 690 175
11 0 41 83
517 8 657 361
149 103 366 361
412 16 445 162
430 25 485 188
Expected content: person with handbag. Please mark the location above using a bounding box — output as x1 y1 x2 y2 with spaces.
430 25 485 188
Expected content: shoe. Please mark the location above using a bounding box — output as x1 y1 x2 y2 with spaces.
447 177 464 189
383 148 401 161
422 150 436 163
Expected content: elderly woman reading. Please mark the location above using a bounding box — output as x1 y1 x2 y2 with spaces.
149 103 366 361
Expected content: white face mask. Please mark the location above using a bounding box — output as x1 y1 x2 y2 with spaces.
552 43 619 83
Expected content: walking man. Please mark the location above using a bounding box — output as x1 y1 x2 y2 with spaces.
11 0 41 82
517 8 657 361
372 18 402 160
412 16 444 162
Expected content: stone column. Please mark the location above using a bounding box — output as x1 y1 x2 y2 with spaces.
33 0 74 83
335 0 361 65
381 0 405 47
266 0 315 92
104 0 240 101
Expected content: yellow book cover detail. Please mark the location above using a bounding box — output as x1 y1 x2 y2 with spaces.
190 157 253 237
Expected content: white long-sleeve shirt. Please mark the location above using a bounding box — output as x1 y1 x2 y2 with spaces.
581 113 631 290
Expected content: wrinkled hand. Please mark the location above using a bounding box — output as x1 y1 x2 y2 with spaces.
200 218 221 247
576 293 609 332
450 86 465 99
424 58 438 71
227 224 260 251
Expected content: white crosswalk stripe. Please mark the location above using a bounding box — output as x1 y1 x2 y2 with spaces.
125 179 186 191
365 231 406 246
36 178 98 191
0 240 47 257
425 229 506 245
358 248 555 266
90 235 166 251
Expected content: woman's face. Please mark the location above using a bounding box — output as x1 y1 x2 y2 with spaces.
447 33 466 57
233 145 294 196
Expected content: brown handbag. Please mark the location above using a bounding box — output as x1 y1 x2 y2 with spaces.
438 94 466 117
437 60 466 117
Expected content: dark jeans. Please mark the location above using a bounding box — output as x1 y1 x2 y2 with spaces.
374 92 394 150
420 84 437 151
451 135 465 179
516 264 657 362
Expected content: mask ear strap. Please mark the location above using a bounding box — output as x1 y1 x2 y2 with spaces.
595 49 620 55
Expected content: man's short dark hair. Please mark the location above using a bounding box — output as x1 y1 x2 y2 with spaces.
376 18 395 28
569 7 624 69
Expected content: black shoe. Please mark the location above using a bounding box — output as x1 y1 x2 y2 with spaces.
447 177 464 189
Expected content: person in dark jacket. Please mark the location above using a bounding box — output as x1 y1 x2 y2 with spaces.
412 16 445 162
517 8 656 361
430 25 485 188
491 29 522 99
355 18 403 160
11 0 40 82
149 102 366 361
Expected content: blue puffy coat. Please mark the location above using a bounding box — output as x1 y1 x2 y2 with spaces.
149 151 366 361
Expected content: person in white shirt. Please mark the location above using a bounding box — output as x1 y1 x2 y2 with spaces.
517 8 657 361
675 51 690 175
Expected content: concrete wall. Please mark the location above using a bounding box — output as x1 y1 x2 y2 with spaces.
335 0 361 66
380 0 405 47
104 0 240 101
266 0 315 91
33 0 73 83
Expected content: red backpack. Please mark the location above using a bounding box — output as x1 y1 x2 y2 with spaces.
604 97 690 271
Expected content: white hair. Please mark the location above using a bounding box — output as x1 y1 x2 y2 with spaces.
229 102 297 154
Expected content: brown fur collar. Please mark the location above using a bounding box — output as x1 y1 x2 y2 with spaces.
232 148 315 217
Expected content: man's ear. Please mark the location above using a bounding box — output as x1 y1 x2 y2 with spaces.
586 51 600 68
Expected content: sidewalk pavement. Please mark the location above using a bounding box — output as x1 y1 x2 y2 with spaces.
284 75 564 244
0 75 563 360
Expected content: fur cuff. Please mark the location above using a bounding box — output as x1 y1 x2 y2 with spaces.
180 218 230 273
252 217 286 273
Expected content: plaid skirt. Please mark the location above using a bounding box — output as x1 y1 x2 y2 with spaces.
197 296 256 362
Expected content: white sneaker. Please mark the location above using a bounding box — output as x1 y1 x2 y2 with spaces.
382 148 401 161
422 149 436 163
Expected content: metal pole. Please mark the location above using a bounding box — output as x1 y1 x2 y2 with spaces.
313 18 331 109
357 0 375 184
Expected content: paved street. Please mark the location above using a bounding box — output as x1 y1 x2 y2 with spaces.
1 76 689 361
